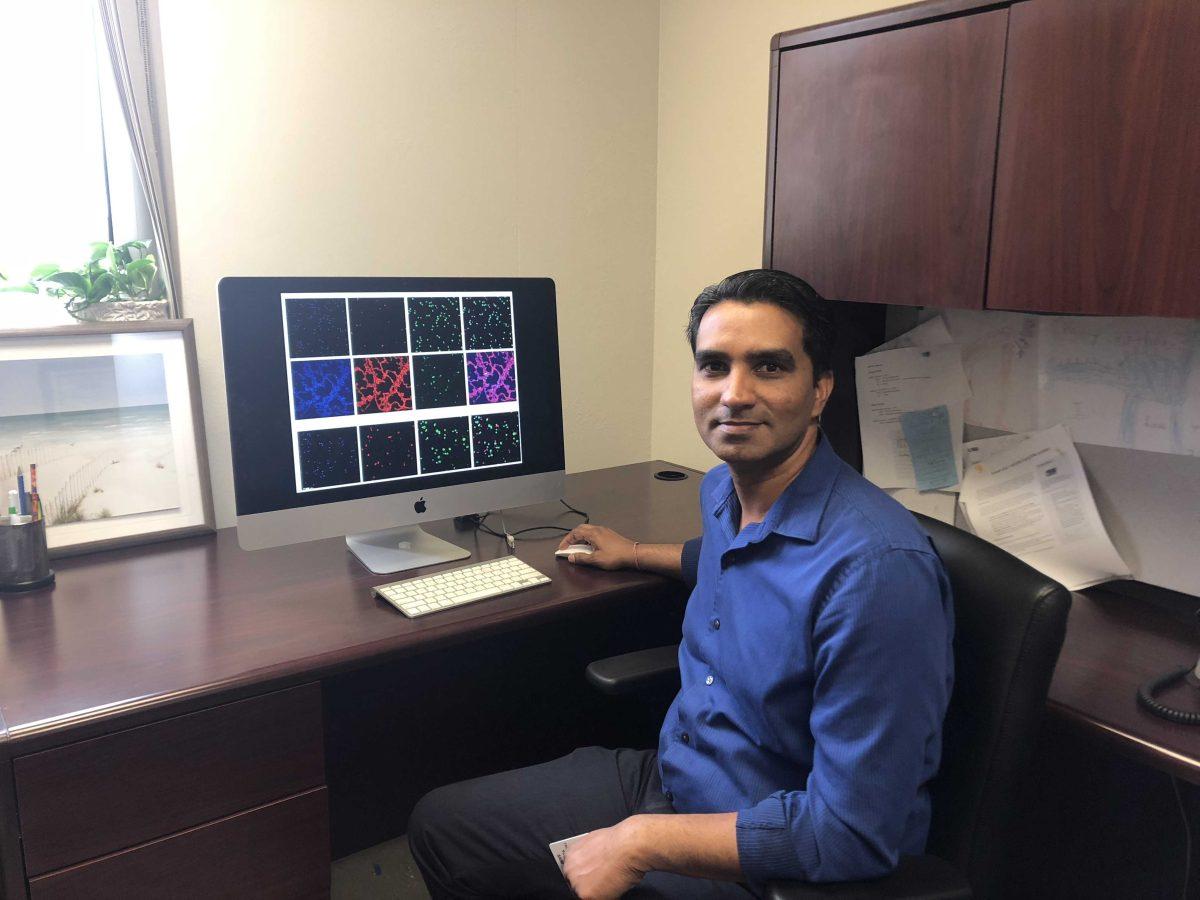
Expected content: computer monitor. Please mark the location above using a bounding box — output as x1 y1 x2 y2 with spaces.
217 277 565 574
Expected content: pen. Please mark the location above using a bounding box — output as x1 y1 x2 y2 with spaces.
29 463 40 521
7 489 18 525
17 467 28 516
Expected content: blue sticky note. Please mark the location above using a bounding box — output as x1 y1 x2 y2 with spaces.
900 405 958 491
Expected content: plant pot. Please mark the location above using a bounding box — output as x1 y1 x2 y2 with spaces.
71 299 170 322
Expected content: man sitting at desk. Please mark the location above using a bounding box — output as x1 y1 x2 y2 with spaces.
408 269 954 899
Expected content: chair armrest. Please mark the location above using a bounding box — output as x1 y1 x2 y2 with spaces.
585 645 680 695
764 855 970 900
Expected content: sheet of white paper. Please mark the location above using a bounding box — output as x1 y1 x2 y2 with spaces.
962 432 1033 468
959 425 1130 590
887 488 958 524
870 316 954 354
941 309 1039 434
855 346 970 489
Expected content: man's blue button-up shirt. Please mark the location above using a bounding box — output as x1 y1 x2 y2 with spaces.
659 437 954 884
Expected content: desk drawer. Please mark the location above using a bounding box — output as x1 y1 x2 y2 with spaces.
15 683 324 876
28 786 330 900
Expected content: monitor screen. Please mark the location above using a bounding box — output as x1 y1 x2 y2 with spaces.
217 277 565 553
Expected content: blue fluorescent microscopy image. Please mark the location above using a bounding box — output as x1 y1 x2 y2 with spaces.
292 358 354 419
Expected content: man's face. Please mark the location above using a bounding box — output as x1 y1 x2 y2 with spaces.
691 300 833 471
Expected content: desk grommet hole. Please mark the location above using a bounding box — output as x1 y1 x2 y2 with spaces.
654 470 688 481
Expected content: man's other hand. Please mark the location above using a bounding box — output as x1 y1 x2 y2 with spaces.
556 524 637 571
563 817 648 899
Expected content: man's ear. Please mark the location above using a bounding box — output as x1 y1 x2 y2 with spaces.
812 371 834 421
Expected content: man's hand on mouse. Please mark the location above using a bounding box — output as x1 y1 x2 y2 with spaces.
556 524 637 570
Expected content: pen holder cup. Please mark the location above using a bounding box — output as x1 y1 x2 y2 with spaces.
0 518 55 593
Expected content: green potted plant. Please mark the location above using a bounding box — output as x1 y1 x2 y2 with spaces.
34 240 169 321
0 270 39 294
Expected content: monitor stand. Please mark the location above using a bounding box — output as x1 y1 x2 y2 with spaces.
346 525 471 575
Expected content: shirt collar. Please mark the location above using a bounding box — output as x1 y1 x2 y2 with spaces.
710 434 842 544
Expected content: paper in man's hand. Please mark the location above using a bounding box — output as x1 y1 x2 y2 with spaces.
549 832 590 877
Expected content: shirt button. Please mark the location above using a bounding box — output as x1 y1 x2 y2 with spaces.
705 674 714 685
681 732 690 744
712 618 720 630
665 790 674 802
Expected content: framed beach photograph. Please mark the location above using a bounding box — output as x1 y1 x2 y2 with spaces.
0 321 214 555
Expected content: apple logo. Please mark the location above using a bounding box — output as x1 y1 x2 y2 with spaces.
414 497 427 514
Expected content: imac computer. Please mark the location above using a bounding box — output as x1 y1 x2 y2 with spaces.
217 277 565 574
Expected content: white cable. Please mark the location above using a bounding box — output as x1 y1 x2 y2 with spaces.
499 511 515 554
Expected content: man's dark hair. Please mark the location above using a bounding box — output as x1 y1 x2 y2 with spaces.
685 269 836 377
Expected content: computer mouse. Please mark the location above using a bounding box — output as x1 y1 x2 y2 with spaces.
555 543 595 558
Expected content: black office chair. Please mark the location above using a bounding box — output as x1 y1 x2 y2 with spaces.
585 514 1072 900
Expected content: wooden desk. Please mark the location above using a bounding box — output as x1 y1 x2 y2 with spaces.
1050 584 1200 785
1 460 1197 897
0 462 701 900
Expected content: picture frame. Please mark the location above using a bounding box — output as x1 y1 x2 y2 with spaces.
0 321 215 556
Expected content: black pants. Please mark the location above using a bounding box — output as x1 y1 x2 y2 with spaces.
408 746 757 899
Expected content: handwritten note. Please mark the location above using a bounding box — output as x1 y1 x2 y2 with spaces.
900 405 958 490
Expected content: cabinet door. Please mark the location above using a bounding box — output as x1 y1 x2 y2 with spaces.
988 0 1200 317
768 9 1007 308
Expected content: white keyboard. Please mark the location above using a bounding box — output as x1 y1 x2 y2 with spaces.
374 555 551 618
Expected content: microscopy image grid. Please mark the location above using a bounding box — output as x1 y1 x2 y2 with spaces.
284 292 520 491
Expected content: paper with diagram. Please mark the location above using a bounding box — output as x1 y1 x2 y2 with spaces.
1038 316 1200 456
941 311 1200 456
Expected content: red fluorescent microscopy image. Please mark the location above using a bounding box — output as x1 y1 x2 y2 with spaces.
355 355 412 413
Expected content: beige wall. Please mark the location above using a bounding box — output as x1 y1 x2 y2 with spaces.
160 1 914 528
160 0 660 527
651 0 905 472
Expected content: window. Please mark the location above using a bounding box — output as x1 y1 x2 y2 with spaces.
1 0 152 325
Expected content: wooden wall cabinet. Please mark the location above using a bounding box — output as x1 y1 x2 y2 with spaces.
988 0 1200 316
769 6 1007 309
766 0 1200 318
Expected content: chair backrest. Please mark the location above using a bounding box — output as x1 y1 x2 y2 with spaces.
914 514 1071 899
